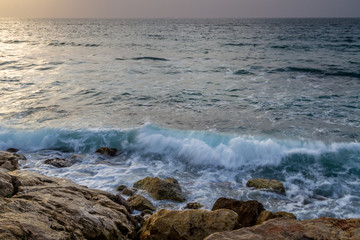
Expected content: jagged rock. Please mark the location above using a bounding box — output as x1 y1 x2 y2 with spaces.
256 210 297 225
274 211 297 219
133 177 186 202
212 197 265 227
95 147 118 156
204 217 360 240
0 151 26 171
184 202 203 209
6 148 19 153
43 158 72 168
141 209 154 216
0 170 136 240
127 195 156 212
246 178 286 194
117 184 128 191
138 209 239 240
122 187 137 196
0 170 13 197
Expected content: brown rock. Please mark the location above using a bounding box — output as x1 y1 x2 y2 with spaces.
95 147 118 156
122 187 137 196
246 178 286 194
133 177 186 202
127 195 156 212
139 209 239 240
212 197 265 227
0 170 14 197
117 184 128 191
43 158 72 168
256 210 297 225
0 151 26 171
0 170 136 240
274 211 297 220
205 217 360 240
184 202 203 209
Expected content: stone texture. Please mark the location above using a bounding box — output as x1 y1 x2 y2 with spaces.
0 170 137 240
127 195 156 212
184 202 203 209
139 209 239 240
212 197 265 227
205 217 360 240
246 178 286 194
256 210 297 225
0 151 26 171
43 158 72 168
95 147 118 156
133 177 186 202
117 184 128 192
122 187 137 196
0 170 14 197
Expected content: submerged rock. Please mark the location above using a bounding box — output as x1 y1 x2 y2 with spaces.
139 209 238 240
184 202 203 209
246 178 286 194
0 151 26 171
205 217 360 240
212 197 265 227
127 195 156 212
95 147 118 156
0 170 137 240
43 158 72 168
133 177 186 202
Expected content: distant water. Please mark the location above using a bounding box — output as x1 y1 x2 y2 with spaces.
0 18 359 220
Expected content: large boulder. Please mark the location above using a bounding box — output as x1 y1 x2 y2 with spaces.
0 170 137 240
0 151 26 171
212 197 265 227
246 178 286 194
127 195 156 212
139 209 239 240
133 177 186 202
205 217 360 240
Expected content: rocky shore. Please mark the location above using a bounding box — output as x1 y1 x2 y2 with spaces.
0 150 359 239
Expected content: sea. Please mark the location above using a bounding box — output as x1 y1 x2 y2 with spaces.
0 18 359 220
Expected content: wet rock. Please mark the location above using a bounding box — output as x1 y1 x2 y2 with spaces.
212 197 265 227
43 158 72 168
139 209 238 240
0 151 26 171
133 177 186 202
0 170 13 197
246 178 286 194
205 217 360 240
0 170 137 240
117 184 128 192
6 148 19 153
95 147 118 156
184 202 203 209
141 209 154 216
122 187 137 196
127 195 156 212
256 210 297 225
274 211 297 219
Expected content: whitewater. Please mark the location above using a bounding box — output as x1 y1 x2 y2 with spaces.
0 18 359 220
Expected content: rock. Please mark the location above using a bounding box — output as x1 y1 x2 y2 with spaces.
133 177 186 202
184 202 203 209
69 154 85 163
138 209 239 240
0 170 13 197
95 147 118 156
212 197 265 227
246 178 286 194
117 184 128 192
141 209 154 216
0 170 136 240
204 217 360 240
274 211 297 220
122 187 137 196
0 151 26 171
6 148 19 153
256 210 297 225
43 158 72 168
127 195 156 212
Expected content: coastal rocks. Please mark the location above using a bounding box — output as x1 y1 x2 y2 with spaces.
122 187 137 196
256 210 297 225
184 202 203 209
0 170 13 197
43 158 72 168
95 147 118 156
133 177 186 202
212 197 265 227
138 209 239 240
0 170 137 240
204 217 360 240
127 195 156 212
0 151 26 171
246 178 286 194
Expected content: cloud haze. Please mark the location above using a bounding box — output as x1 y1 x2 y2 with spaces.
1 0 359 18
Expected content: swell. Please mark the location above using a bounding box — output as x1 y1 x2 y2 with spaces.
271 67 360 79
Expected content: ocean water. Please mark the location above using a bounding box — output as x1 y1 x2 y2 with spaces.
0 18 359 220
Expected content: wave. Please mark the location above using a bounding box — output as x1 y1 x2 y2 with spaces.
48 42 100 47
271 67 360 79
131 57 169 61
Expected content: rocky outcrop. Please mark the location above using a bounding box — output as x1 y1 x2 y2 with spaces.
127 195 156 212
212 197 265 227
133 177 186 202
246 178 286 194
138 209 239 240
0 170 137 240
204 217 360 240
0 151 26 171
43 158 72 168
95 147 118 156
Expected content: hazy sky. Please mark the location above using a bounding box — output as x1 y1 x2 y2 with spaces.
1 0 360 18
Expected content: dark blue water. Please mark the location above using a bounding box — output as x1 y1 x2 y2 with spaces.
0 18 359 219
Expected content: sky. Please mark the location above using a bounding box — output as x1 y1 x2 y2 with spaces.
0 0 360 18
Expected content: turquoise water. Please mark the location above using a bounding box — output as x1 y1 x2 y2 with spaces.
0 18 360 219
